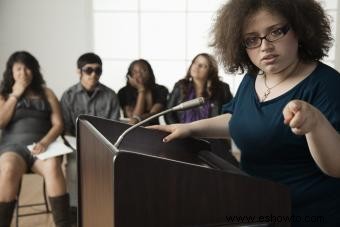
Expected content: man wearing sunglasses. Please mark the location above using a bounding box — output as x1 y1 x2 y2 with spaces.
60 52 120 224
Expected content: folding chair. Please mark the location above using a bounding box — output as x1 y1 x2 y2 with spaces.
15 174 50 227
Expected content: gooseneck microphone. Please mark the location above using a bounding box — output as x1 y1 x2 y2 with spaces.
113 97 205 151
170 97 205 111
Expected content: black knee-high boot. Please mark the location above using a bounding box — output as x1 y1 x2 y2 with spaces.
49 194 71 227
0 200 16 227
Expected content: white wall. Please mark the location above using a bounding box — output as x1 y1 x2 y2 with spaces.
0 0 93 98
0 0 339 99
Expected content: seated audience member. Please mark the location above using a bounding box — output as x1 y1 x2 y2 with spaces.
0 51 70 227
118 59 168 125
60 52 120 222
165 53 236 164
165 53 233 124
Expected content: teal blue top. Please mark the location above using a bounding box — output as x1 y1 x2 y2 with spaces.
223 62 340 226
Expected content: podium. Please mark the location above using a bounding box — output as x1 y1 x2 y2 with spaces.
77 115 291 227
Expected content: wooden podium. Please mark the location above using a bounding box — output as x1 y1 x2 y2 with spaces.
76 115 291 227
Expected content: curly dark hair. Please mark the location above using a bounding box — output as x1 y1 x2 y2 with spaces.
125 59 156 90
211 0 333 75
179 53 222 100
0 51 46 99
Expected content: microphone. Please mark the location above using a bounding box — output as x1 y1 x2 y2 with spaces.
113 97 205 151
170 97 205 111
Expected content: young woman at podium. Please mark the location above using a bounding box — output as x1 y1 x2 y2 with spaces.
149 0 340 226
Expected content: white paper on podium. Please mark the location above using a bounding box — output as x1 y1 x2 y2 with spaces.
27 137 73 160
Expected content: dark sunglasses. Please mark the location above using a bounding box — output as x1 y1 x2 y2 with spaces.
81 67 102 76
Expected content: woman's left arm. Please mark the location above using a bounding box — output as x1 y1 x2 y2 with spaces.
283 100 340 177
140 86 169 120
141 103 164 120
34 87 64 153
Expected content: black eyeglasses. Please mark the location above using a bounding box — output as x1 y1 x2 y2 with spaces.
81 67 102 76
243 24 290 49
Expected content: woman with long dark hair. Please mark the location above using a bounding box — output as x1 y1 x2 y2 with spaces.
165 53 236 164
118 59 168 125
0 51 70 226
166 53 232 124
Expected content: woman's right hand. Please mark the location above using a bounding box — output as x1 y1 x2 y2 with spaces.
31 142 47 155
147 123 192 143
12 77 30 97
127 75 145 92
128 117 140 125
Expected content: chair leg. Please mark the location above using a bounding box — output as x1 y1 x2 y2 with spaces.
15 178 22 227
15 175 51 227
16 200 19 227
42 180 50 212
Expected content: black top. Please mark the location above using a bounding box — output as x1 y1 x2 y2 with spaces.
118 84 169 125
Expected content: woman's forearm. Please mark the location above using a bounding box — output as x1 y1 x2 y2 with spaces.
0 96 19 128
307 113 340 177
189 114 231 139
39 123 63 146
132 91 146 116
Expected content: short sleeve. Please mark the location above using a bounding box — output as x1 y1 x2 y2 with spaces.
222 74 252 114
308 68 340 132
222 98 235 114
118 87 128 107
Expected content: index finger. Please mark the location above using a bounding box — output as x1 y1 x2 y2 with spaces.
282 100 301 124
146 124 172 133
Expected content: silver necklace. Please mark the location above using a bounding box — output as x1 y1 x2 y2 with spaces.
261 62 300 102
261 75 288 102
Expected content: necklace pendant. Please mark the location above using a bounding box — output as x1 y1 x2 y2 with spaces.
264 89 270 96
261 89 271 102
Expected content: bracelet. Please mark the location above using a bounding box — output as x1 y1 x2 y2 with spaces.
137 89 145 93
132 115 142 122
9 93 19 100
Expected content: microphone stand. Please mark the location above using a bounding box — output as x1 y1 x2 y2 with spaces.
113 97 205 152
114 108 173 149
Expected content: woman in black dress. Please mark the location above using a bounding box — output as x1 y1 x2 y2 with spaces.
0 51 70 227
